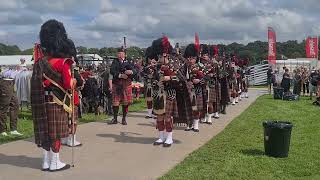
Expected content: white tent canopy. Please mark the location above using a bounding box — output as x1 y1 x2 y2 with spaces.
0 55 33 65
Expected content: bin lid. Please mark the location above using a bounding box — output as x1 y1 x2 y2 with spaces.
263 121 293 129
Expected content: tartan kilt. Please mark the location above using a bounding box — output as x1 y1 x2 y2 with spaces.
46 103 69 140
112 80 133 106
208 87 217 103
195 94 204 112
164 98 179 120
174 84 193 124
145 84 153 102
216 83 221 108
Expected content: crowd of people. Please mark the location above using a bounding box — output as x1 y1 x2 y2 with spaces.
267 66 320 101
1 19 252 172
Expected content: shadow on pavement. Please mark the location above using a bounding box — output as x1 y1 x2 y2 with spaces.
137 123 154 127
127 114 149 118
97 132 182 144
0 153 40 170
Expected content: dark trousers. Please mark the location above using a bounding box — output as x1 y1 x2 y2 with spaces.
0 80 18 133
105 92 113 115
303 83 309 94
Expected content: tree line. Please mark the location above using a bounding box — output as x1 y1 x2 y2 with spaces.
0 40 318 65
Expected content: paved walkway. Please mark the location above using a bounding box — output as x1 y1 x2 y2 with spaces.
0 89 265 180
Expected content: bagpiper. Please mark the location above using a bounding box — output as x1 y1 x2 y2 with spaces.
202 44 221 124
183 44 205 132
143 46 157 120
109 47 137 125
151 36 178 147
31 19 77 172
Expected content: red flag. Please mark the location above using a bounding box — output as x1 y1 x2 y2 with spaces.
213 45 219 56
268 27 276 64
306 37 318 59
195 32 200 55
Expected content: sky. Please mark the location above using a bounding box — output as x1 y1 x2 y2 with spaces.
0 0 320 50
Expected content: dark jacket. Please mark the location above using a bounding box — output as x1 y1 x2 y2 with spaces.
110 58 137 84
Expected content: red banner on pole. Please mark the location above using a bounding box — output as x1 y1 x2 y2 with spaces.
213 45 219 57
268 27 276 64
306 37 318 59
195 32 200 55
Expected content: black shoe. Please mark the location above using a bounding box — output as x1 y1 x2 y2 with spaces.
153 141 163 146
184 128 192 131
42 168 49 171
145 115 152 119
49 164 71 172
163 143 172 147
192 128 199 132
108 119 118 125
122 119 127 125
206 122 213 125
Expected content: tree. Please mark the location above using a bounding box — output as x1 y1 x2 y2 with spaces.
88 48 99 54
77 46 88 54
21 48 33 55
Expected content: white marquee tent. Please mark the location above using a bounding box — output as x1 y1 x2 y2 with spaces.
0 55 33 65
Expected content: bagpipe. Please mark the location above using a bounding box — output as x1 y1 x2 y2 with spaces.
152 56 181 115
120 61 136 80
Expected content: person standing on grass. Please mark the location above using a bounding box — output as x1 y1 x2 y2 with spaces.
309 69 318 100
293 69 302 96
281 68 291 93
0 74 23 137
267 66 273 94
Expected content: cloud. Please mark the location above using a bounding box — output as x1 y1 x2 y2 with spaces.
1 0 320 49
0 0 21 10
0 12 42 25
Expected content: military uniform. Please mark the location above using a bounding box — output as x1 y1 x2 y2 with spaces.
0 77 20 136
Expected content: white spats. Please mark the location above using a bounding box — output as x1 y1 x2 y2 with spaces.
10 130 23 136
158 131 165 142
68 135 82 147
154 131 165 145
232 98 236 105
49 150 69 171
235 97 239 103
164 132 173 145
206 114 213 123
1 132 8 136
147 109 153 117
42 150 50 170
245 92 249 98
193 119 199 131
213 112 220 118
62 135 82 147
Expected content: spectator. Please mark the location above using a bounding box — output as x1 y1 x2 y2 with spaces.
281 68 291 93
309 69 318 100
267 66 273 94
293 69 302 96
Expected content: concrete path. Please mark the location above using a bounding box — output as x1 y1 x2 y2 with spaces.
0 89 265 180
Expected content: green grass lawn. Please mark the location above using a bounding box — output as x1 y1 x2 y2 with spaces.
161 95 320 180
0 98 146 144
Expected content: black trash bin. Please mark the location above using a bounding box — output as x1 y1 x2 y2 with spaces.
263 121 293 158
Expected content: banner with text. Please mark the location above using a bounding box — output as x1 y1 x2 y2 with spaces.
306 37 318 59
268 27 276 64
